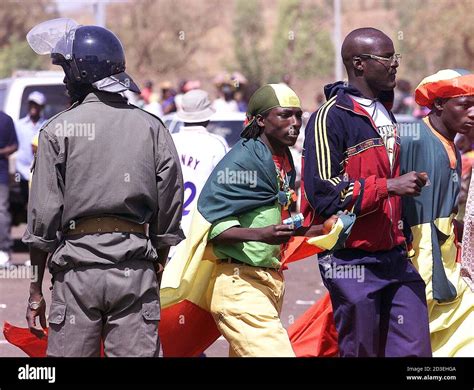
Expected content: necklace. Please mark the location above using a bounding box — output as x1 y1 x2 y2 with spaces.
356 97 378 118
274 160 297 210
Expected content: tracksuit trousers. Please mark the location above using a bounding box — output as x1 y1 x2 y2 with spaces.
319 245 432 357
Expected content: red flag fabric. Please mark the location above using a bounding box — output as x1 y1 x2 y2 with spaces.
3 322 48 357
160 300 221 357
3 322 107 357
288 293 339 357
281 236 322 268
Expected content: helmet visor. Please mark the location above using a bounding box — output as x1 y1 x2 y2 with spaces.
27 18 79 58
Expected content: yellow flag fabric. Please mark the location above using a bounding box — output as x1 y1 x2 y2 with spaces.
411 215 474 357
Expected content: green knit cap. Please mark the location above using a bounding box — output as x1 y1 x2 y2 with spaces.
242 83 301 134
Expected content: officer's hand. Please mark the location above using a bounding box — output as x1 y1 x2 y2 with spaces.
26 294 47 339
258 224 295 245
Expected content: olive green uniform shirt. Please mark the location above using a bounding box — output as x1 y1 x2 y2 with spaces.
23 91 184 272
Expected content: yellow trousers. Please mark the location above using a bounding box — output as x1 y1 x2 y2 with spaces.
209 262 295 357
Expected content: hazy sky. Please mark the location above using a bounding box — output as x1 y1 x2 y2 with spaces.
55 0 125 14
55 0 94 13
54 0 125 25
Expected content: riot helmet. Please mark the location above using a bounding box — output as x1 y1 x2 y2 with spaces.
27 18 139 93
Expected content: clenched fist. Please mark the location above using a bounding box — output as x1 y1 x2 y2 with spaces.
387 171 428 197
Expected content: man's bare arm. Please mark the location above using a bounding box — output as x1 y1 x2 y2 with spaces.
26 247 48 338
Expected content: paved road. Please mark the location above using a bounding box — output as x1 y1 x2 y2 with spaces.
0 225 326 357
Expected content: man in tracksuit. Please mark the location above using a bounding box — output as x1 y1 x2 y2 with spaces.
303 27 432 357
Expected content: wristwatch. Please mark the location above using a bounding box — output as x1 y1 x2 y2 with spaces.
28 296 44 310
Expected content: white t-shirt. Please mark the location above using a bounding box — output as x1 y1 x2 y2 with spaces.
143 101 163 118
15 115 45 180
349 95 397 169
212 98 239 113
171 126 228 236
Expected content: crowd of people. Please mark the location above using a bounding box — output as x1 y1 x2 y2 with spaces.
134 72 256 118
0 17 473 359
0 91 46 267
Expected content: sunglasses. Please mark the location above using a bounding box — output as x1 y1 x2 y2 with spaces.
358 53 402 65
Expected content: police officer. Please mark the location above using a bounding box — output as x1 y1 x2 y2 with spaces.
23 19 184 357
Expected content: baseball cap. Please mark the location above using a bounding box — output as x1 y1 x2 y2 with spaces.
27 91 46 106
176 89 216 123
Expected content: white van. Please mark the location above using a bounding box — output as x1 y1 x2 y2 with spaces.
0 70 69 225
163 111 246 147
0 70 69 121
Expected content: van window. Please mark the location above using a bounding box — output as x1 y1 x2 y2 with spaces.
207 120 243 146
20 85 70 120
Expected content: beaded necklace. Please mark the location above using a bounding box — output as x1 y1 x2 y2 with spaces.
274 157 297 210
